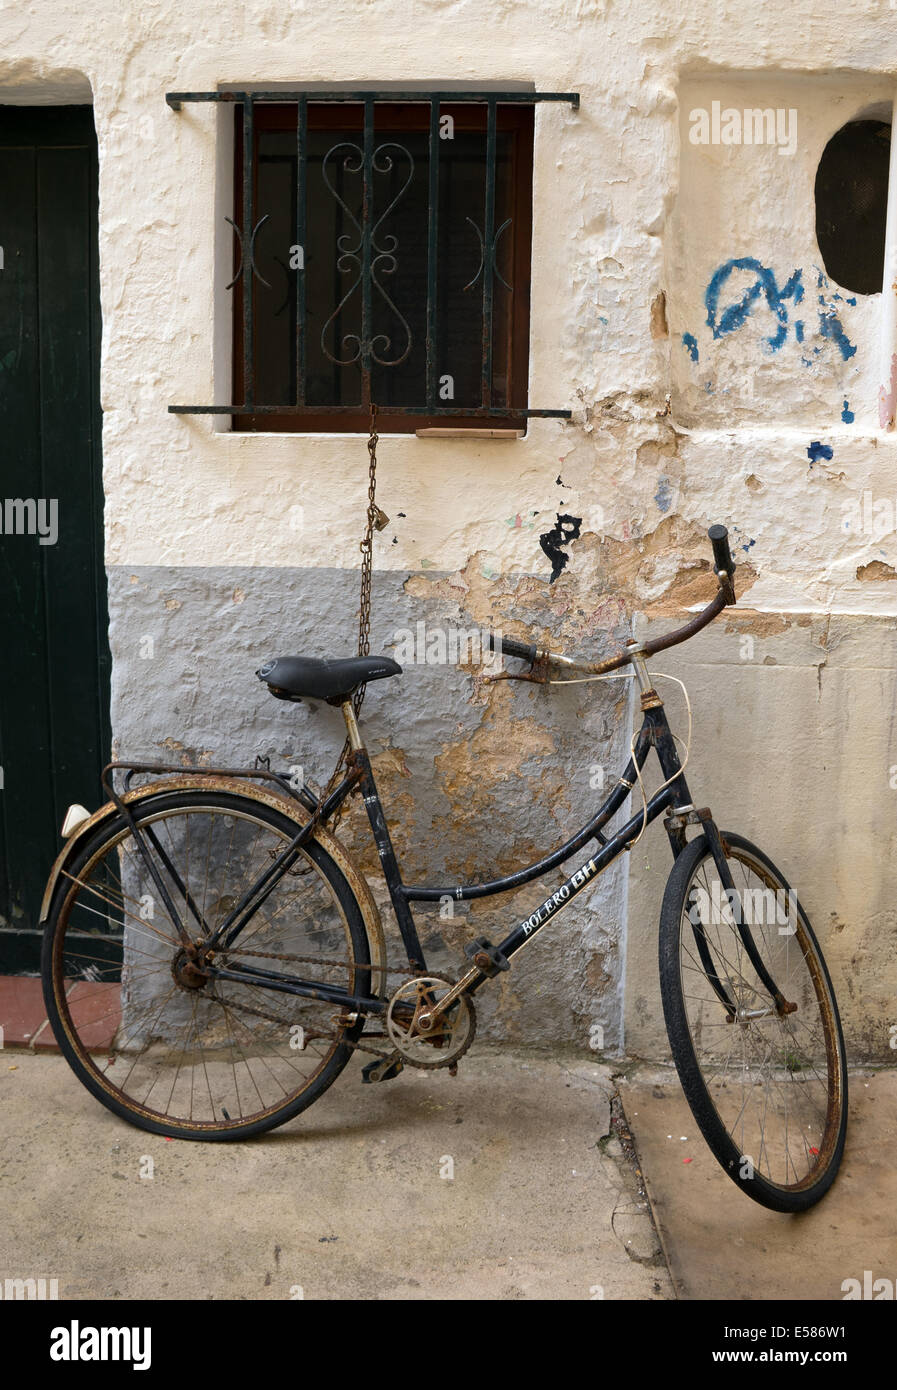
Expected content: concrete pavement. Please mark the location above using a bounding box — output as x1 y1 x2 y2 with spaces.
619 1064 896 1301
0 1047 670 1301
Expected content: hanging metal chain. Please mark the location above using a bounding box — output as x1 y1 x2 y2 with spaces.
320 403 389 829
355 401 389 702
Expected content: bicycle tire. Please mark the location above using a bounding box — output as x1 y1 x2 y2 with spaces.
659 830 847 1212
42 789 373 1141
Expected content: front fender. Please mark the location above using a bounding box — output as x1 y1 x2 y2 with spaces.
40 774 388 999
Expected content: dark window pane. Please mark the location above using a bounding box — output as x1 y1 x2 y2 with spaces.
815 119 890 296
235 101 532 431
255 133 295 406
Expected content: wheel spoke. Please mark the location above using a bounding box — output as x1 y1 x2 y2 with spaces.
48 794 369 1134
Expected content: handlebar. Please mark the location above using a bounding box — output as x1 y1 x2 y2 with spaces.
708 523 736 583
487 633 539 664
487 524 738 681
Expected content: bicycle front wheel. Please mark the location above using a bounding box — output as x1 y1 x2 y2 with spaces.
659 831 847 1212
42 789 373 1140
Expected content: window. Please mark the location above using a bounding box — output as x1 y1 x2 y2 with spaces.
239 101 532 432
815 119 891 296
166 87 578 433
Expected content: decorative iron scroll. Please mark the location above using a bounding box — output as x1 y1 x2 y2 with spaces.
319 140 414 368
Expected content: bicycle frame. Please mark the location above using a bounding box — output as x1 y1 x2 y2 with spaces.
101 546 791 1021
353 699 685 985
104 659 712 1019
341 658 788 1017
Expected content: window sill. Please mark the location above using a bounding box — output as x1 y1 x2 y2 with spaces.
415 427 524 439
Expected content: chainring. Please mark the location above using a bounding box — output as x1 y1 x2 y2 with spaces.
385 973 476 1069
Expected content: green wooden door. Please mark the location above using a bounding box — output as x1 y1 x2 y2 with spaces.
0 107 110 973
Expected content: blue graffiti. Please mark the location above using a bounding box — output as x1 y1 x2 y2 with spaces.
818 301 857 360
841 399 854 424
682 332 699 362
815 271 857 360
705 257 804 352
697 260 857 362
807 441 833 463
655 477 674 513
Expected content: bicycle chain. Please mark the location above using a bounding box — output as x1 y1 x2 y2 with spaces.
213 947 473 1068
212 965 475 1071
210 945 435 1063
221 946 420 976
205 991 395 1058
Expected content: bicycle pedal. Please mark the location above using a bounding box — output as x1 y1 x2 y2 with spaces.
361 1056 404 1084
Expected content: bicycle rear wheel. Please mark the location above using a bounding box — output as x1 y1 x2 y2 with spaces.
659 831 847 1212
42 789 372 1140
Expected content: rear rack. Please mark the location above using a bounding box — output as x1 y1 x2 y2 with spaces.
101 759 320 814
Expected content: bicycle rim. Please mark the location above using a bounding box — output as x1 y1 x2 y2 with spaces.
660 832 847 1209
43 792 369 1137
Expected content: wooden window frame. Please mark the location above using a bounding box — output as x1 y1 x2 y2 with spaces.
232 101 534 434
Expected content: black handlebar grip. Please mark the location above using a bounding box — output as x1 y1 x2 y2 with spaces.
708 524 736 579
488 632 538 664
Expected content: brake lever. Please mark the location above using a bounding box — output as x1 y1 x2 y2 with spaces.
483 670 548 685
482 654 551 685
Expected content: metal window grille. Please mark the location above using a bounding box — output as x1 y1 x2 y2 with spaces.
165 87 579 426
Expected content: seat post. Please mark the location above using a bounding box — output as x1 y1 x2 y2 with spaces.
341 700 365 751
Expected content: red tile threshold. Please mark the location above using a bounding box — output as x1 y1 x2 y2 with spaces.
0 975 50 1048
0 975 120 1052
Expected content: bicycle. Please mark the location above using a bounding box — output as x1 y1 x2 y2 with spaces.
40 525 847 1212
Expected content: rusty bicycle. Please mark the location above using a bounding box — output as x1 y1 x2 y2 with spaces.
41 525 847 1212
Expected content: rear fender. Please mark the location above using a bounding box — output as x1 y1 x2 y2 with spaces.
39 774 388 999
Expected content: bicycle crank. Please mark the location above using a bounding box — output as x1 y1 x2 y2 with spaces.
385 973 476 1069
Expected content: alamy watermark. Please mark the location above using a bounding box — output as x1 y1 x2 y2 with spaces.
1 498 58 546
50 1321 151 1370
688 882 798 935
1 1276 58 1299
842 490 897 541
392 623 501 668
842 1271 897 1299
688 102 798 158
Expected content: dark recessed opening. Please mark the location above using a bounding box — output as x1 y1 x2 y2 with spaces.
815 119 891 296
